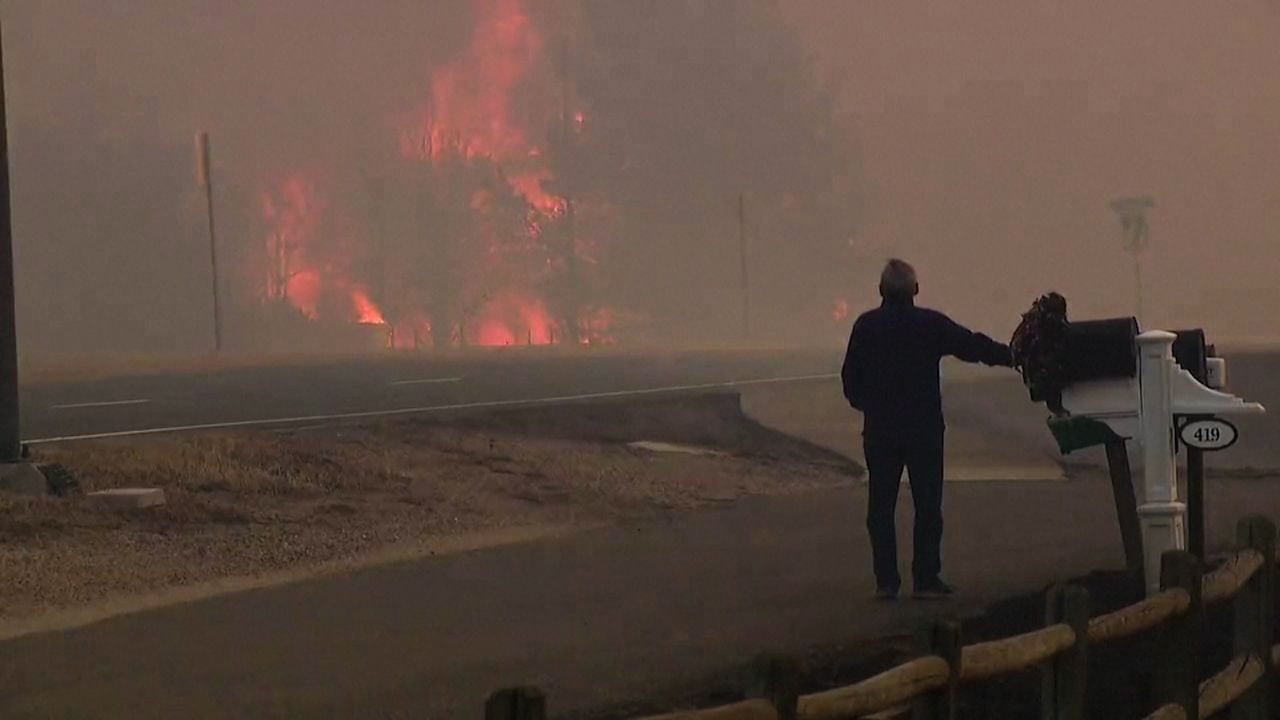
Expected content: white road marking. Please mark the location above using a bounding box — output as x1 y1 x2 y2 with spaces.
25 374 838 445
389 377 464 387
50 399 151 411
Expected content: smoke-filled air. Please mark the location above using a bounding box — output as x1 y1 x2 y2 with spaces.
4 0 1278 359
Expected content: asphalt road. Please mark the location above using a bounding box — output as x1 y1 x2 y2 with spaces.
23 347 1280 472
6 473 1280 719
0 483 1123 719
18 349 839 443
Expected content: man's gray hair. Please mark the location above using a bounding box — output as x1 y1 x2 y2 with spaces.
879 258 918 299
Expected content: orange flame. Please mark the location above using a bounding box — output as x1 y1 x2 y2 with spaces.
403 0 539 162
252 0 627 349
402 0 564 215
468 290 557 346
397 0 574 344
351 288 386 325
260 173 389 327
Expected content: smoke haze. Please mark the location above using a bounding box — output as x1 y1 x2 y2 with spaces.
4 1 1278 359
783 0 1280 339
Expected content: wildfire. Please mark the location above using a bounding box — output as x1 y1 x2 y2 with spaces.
468 290 557 346
398 0 582 346
261 174 385 326
252 0 616 350
285 268 323 319
506 166 565 216
402 0 540 163
351 289 385 325
401 0 570 217
262 173 323 309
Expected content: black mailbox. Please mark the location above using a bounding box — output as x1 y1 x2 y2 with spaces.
1064 317 1139 383
1172 328 1207 382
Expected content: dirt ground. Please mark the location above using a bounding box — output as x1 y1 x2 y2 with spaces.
0 392 858 627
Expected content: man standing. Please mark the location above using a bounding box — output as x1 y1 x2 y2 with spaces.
841 259 1014 600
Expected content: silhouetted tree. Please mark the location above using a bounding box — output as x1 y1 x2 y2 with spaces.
568 0 861 341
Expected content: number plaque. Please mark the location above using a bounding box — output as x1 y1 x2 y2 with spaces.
1179 418 1239 451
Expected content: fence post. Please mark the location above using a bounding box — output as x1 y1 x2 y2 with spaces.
1231 515 1275 720
1155 551 1202 720
912 620 961 720
485 686 547 720
1041 584 1089 720
747 653 802 720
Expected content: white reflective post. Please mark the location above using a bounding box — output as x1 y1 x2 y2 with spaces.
1137 330 1186 594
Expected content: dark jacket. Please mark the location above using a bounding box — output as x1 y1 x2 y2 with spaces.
841 298 1013 437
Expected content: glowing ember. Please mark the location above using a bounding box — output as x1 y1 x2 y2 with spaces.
833 298 851 322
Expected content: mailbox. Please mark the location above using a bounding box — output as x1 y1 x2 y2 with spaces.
1049 323 1260 452
1065 317 1139 383
1052 317 1143 448
1021 317 1265 595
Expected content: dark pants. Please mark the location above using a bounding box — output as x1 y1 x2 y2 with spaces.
864 431 945 591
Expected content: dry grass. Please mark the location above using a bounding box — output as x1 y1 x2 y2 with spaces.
0 397 856 623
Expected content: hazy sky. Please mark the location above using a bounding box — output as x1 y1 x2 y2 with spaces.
3 1 1278 354
782 0 1280 337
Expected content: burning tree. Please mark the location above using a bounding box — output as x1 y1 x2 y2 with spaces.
258 171 382 329
244 0 856 350
395 132 534 348
376 0 622 349
261 173 318 308
251 0 568 350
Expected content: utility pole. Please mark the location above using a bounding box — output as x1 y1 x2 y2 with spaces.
1110 196 1153 325
195 132 223 352
0 20 20 463
738 192 750 341
0 20 43 492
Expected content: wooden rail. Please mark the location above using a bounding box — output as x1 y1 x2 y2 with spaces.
959 623 1077 683
1146 649 1273 720
1201 548 1265 606
485 515 1279 720
1195 652 1267 718
794 657 950 719
1086 587 1189 644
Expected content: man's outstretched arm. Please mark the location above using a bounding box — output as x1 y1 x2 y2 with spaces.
937 313 1013 367
841 322 865 409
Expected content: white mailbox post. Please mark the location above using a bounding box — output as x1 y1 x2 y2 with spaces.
1056 330 1265 595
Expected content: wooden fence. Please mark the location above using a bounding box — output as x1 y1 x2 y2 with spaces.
485 514 1278 720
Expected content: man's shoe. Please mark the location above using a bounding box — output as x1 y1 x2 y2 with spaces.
874 586 900 601
912 580 956 600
